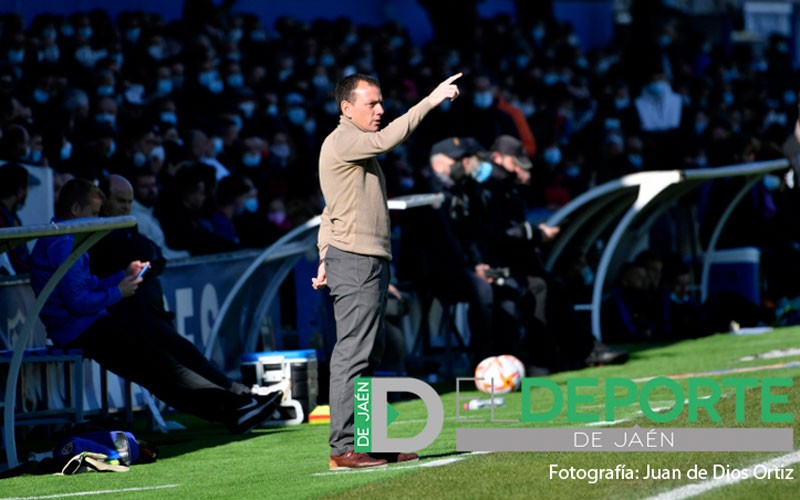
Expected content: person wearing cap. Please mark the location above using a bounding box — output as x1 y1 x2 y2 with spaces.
486 135 627 372
397 136 502 369
312 71 462 470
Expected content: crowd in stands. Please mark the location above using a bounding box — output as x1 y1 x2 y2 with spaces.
3 1 800 372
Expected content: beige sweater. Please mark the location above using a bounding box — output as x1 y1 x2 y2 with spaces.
318 99 434 261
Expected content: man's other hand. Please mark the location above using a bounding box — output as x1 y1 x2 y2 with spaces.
311 260 327 290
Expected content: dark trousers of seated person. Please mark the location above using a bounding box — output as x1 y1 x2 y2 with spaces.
428 267 495 361
69 314 252 424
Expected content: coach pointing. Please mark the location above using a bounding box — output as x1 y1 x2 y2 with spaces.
313 72 462 469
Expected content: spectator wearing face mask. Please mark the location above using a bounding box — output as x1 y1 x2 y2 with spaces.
155 165 238 256
202 174 254 248
237 196 292 249
455 75 518 151
634 71 684 171
634 72 682 133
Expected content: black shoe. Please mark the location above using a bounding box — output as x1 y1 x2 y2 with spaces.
227 391 284 434
585 342 628 366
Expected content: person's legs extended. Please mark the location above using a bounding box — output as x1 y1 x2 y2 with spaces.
73 315 255 423
325 246 389 457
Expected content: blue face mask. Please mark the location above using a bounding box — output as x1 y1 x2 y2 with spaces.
61 141 73 161
95 113 116 126
198 70 218 86
7 49 25 64
763 174 781 192
604 118 621 131
29 149 43 163
78 26 93 39
157 79 173 95
647 81 669 98
212 137 224 157
287 107 306 125
133 151 147 167
628 154 643 168
207 79 224 94
226 73 244 88
473 91 493 110
695 121 708 135
472 161 493 183
722 91 734 106
239 101 256 118
320 54 335 67
614 97 630 109
96 85 115 96
581 266 594 286
244 198 259 213
33 88 49 103
125 27 141 43
242 152 262 167
543 147 561 166
160 111 177 125
565 165 581 178
542 73 560 86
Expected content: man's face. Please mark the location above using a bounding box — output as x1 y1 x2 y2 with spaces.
493 152 518 174
15 185 28 211
134 175 159 207
75 196 102 218
107 186 134 216
184 182 206 212
342 80 384 132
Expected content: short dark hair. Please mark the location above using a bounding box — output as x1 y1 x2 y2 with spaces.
334 73 380 108
55 178 104 217
0 163 28 198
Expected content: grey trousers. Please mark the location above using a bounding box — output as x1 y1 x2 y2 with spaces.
325 245 389 456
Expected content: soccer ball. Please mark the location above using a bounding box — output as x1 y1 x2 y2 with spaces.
474 355 526 394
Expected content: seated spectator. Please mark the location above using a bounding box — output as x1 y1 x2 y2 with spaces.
30 178 286 433
203 174 255 247
0 162 32 274
129 169 190 259
155 165 238 255
603 262 658 342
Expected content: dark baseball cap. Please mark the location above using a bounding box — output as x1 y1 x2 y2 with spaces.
430 137 469 159
491 135 532 169
431 136 487 159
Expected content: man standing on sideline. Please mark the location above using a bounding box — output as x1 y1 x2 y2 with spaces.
312 72 462 469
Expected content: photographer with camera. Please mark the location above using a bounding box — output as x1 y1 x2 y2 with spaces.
485 135 627 371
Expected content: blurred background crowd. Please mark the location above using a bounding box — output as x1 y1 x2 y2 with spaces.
3 0 800 372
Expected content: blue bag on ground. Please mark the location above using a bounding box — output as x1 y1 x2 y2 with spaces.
56 431 140 465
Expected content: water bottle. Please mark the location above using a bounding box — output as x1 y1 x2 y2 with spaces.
463 397 505 410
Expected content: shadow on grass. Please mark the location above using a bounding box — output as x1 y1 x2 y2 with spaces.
5 411 306 478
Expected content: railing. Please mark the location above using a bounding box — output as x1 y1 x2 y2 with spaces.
543 159 790 340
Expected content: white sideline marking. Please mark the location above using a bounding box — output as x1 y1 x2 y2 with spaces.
313 453 483 476
643 450 800 500
1 484 179 499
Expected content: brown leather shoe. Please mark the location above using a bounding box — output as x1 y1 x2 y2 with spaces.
329 451 388 470
371 452 420 463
